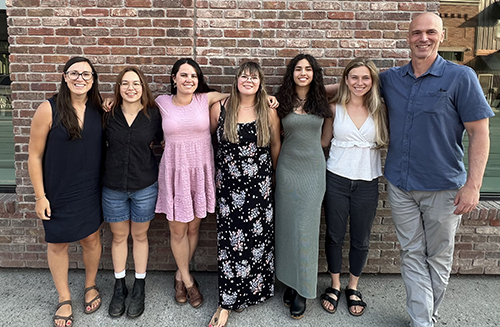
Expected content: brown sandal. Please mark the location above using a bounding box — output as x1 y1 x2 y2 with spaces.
53 300 73 327
174 278 187 304
84 285 102 314
186 278 203 308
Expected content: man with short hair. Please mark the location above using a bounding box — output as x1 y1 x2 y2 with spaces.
380 12 494 327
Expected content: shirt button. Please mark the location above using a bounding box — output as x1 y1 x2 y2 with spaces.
403 153 407 157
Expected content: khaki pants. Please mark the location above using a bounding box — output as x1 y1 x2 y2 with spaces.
387 181 461 327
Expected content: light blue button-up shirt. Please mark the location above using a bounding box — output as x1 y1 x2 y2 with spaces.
380 55 494 191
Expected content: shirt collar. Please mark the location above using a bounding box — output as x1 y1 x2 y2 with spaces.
401 55 446 78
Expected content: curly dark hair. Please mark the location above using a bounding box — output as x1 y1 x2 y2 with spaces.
276 54 331 119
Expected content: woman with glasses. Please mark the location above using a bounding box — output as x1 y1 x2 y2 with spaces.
208 62 281 327
274 54 332 320
28 57 104 327
103 67 162 318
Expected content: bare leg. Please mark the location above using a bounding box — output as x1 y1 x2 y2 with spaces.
322 272 341 312
131 221 151 274
169 218 202 288
80 230 102 312
347 273 363 314
109 221 130 274
47 242 71 327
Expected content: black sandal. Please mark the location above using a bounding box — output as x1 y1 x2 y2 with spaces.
345 288 366 316
53 300 73 327
84 285 102 314
320 287 340 314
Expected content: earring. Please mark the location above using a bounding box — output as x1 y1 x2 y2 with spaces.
173 82 177 88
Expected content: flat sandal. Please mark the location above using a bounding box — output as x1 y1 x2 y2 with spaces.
84 285 102 314
53 300 73 327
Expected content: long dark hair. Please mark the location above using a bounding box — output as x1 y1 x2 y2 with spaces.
110 67 155 119
55 56 102 140
276 54 331 119
170 58 214 95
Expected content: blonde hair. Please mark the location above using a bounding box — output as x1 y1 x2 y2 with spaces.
224 62 270 147
333 58 389 147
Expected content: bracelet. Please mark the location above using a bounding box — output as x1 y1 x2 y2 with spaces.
35 194 46 201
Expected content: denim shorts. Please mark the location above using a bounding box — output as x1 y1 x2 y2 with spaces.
102 182 158 223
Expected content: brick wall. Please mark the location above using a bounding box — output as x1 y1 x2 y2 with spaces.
439 3 478 64
2 0 500 274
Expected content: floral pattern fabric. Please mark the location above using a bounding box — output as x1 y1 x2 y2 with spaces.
215 107 275 310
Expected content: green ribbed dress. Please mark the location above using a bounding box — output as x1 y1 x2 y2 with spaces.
275 112 326 299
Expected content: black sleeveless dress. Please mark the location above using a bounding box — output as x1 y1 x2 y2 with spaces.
42 97 103 243
215 105 275 310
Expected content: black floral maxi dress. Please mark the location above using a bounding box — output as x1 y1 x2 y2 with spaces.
215 106 275 311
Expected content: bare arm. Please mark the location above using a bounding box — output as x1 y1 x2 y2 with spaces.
210 100 222 134
207 92 230 107
27 101 53 220
321 104 336 148
269 108 281 169
454 118 490 215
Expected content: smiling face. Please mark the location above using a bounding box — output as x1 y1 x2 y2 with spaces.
237 69 261 96
172 63 199 95
63 61 94 96
345 65 372 99
119 71 143 105
293 58 313 88
407 13 444 62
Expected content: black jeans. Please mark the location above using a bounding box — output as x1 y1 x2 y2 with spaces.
323 171 379 276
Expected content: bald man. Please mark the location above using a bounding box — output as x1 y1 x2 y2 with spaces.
379 13 494 327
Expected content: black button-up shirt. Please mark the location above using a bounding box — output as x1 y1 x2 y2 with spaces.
103 106 163 191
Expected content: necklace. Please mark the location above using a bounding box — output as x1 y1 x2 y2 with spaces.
240 103 255 109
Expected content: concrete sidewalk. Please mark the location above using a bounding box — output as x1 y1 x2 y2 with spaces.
0 268 498 326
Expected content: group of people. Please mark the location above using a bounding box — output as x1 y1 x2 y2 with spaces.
27 12 493 327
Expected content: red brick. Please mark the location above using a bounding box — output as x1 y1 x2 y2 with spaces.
125 19 152 27
224 30 251 38
12 0 40 6
16 36 43 44
55 28 82 36
69 37 97 45
98 19 125 27
167 9 194 18
112 47 138 55
126 0 152 6
328 11 354 20
139 29 165 37
82 9 109 17
262 1 285 9
98 37 125 45
43 56 69 63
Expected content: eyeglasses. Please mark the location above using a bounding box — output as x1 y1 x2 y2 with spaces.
239 74 260 82
119 81 143 89
65 70 94 81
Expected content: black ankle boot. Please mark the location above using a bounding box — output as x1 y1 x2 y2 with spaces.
283 287 297 307
290 293 306 320
109 278 128 318
127 278 145 318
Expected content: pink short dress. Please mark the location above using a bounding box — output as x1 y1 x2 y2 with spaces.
155 93 216 222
